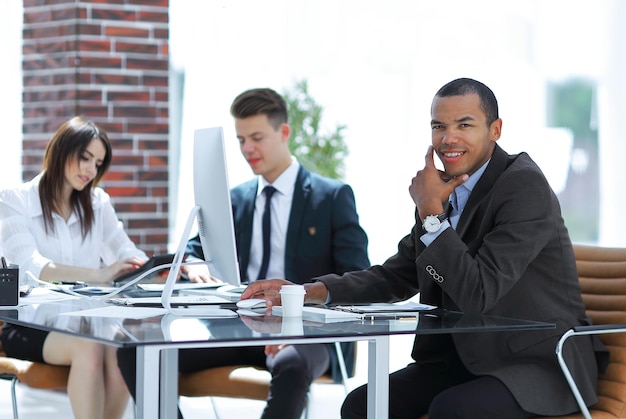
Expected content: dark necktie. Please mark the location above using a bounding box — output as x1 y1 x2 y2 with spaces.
257 186 277 280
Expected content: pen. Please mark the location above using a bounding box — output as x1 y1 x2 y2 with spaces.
51 280 87 288
1 256 7 269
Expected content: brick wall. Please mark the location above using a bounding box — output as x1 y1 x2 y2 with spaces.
22 0 170 256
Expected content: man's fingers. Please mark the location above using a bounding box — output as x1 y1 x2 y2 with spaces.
449 174 469 189
424 146 435 168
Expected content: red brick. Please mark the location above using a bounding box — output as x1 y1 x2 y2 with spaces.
155 91 169 102
105 186 147 197
131 0 168 7
143 75 168 87
116 42 158 55
76 105 109 118
139 11 169 23
114 202 159 213
128 122 168 134
76 89 104 101
93 73 141 86
77 56 122 69
112 106 157 118
128 218 168 229
111 155 144 166
148 156 168 167
154 28 169 40
107 91 151 102
78 40 113 53
92 8 137 22
103 171 136 182
139 171 168 182
80 0 125 4
138 139 168 150
127 58 168 71
105 26 150 38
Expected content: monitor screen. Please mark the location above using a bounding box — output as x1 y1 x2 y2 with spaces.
192 127 241 286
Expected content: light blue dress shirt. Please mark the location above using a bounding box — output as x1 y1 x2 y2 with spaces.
420 159 490 246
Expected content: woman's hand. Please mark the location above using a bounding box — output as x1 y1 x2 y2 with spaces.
99 256 146 283
181 264 223 284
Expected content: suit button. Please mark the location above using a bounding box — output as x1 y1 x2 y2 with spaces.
426 265 444 283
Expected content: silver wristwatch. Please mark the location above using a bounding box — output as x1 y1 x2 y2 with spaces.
422 213 448 233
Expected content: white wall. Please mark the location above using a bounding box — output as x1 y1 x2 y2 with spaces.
170 0 625 260
0 0 23 189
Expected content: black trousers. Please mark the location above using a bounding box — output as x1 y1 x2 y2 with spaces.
341 358 535 419
117 343 330 419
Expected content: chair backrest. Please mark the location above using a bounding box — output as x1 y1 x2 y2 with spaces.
573 243 626 418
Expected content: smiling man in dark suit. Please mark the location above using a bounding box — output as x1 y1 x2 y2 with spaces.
117 87 369 419
242 78 605 418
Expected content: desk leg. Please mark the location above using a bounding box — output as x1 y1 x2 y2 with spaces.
160 348 178 419
368 336 390 419
136 346 160 419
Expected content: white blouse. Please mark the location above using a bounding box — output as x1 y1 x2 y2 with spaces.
0 174 147 283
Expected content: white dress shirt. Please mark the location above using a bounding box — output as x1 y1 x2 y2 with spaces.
0 174 147 284
246 159 300 282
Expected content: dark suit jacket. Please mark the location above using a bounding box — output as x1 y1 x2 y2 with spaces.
317 145 600 416
186 165 370 381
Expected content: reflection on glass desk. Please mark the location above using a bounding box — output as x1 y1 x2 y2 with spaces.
0 299 553 347
0 298 555 419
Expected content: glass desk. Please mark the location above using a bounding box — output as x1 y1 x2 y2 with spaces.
0 297 555 419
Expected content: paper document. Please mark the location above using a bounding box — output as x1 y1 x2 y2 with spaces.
272 306 362 323
18 287 79 304
137 282 224 292
335 301 437 314
107 295 232 306
59 306 168 319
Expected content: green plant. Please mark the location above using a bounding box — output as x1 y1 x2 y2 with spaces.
282 80 348 180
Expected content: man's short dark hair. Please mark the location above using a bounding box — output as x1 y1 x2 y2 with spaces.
435 78 499 126
230 88 288 130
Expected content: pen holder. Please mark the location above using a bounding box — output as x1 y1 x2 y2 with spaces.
0 264 19 306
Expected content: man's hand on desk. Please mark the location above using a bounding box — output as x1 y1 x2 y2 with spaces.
239 312 280 333
181 263 223 284
238 314 290 356
240 279 329 306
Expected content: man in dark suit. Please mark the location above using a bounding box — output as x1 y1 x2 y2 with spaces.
242 78 604 418
118 88 369 419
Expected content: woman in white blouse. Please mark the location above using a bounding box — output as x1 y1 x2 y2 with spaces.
0 116 147 419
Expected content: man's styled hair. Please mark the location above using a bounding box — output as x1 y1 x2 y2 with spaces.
230 88 288 130
436 78 500 126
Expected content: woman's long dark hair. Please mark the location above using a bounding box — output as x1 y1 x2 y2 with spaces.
39 116 112 239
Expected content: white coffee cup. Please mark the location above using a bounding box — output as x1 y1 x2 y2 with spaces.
279 284 306 317
281 317 304 335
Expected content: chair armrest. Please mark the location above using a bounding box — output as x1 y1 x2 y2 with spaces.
572 323 626 333
556 325 626 419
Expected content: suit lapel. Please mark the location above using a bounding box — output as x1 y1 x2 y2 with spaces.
455 145 509 237
237 180 258 280
284 166 311 278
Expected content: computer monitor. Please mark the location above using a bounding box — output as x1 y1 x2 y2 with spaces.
192 126 241 285
160 126 241 311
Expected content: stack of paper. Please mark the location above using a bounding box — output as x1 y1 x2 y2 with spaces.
271 306 361 323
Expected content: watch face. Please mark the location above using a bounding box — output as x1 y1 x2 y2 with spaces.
423 215 441 233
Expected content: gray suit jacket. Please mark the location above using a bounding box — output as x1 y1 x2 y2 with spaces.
317 145 601 416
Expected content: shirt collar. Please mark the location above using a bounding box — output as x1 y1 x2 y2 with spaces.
257 157 299 197
451 158 490 212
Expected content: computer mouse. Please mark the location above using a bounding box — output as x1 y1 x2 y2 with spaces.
236 298 267 309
